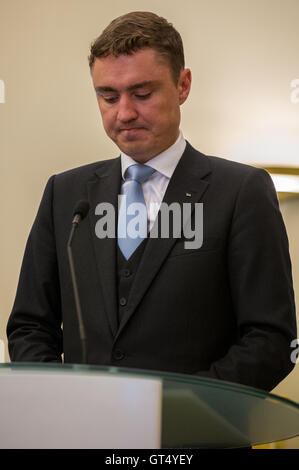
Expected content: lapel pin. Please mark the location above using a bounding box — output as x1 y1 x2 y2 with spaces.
186 192 192 197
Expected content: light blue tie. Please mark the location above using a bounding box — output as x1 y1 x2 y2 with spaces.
118 164 155 260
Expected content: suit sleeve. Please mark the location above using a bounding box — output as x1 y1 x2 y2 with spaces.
6 176 63 362
197 167 297 391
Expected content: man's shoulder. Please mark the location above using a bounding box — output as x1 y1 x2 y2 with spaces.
53 156 120 184
48 157 120 190
186 141 269 180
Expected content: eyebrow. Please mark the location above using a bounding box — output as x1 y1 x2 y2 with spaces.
94 80 160 93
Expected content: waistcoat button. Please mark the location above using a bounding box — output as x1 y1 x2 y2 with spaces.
113 349 125 360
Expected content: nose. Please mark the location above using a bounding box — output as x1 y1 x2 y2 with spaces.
117 94 138 123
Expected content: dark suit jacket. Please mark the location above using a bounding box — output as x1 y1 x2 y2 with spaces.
7 142 297 391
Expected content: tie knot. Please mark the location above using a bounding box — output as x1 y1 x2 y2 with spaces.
125 164 155 184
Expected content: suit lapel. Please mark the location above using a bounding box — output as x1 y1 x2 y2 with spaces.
87 157 121 338
115 142 212 339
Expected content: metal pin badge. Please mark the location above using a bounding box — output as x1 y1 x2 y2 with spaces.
185 192 192 197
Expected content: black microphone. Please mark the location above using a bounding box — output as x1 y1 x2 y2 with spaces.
67 200 90 364
71 200 90 225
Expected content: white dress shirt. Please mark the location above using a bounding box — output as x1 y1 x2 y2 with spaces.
120 131 186 231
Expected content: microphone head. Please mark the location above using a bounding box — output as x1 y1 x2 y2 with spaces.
73 200 90 220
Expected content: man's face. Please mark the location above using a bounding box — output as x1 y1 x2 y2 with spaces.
91 48 191 162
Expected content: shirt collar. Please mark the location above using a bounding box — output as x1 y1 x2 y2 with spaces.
120 130 186 180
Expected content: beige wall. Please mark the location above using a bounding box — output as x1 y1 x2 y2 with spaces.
0 0 298 446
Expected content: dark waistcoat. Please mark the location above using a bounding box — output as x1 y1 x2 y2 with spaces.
117 239 148 325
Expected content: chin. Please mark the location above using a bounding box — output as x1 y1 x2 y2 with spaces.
118 141 150 159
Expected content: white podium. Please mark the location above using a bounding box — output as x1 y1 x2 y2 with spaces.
0 363 298 449
0 364 161 449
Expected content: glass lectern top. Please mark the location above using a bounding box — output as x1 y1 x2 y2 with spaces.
0 362 298 448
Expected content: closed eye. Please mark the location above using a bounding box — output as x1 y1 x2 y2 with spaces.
135 92 151 100
95 91 118 103
95 91 152 103
103 96 118 104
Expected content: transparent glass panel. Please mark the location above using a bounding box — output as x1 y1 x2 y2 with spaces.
0 363 298 448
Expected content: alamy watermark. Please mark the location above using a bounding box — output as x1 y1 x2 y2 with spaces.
290 78 299 104
95 198 203 250
290 339 299 364
0 79 5 103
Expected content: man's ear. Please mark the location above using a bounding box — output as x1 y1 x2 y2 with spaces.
178 68 192 105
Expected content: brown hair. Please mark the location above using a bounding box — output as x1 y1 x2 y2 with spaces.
88 11 185 84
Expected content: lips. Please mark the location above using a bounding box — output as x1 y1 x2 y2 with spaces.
118 128 146 141
119 127 144 131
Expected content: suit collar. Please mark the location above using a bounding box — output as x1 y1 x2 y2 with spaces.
162 141 211 202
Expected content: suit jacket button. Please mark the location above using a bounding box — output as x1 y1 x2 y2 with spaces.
113 349 125 360
119 297 127 306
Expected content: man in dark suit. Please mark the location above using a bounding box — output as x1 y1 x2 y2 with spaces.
7 11 296 392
